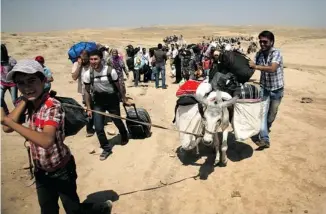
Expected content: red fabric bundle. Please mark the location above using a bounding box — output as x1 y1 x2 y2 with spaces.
176 80 202 97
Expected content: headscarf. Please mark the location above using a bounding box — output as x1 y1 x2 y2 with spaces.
110 49 124 70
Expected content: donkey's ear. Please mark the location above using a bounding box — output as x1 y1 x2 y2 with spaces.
195 94 208 106
215 90 222 101
220 96 238 108
221 91 232 101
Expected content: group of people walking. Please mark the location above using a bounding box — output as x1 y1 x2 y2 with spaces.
1 30 284 213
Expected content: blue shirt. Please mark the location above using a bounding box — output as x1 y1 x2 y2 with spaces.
43 66 52 90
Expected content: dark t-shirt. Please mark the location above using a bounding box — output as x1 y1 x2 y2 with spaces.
154 49 166 66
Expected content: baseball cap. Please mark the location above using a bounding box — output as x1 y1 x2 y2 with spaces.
35 56 45 64
6 59 45 82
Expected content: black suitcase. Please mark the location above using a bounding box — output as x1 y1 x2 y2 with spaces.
123 104 152 139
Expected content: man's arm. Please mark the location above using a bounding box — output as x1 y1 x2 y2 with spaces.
71 60 83 81
121 61 129 75
254 63 279 73
2 98 28 133
46 68 54 82
114 81 126 102
83 71 93 117
48 76 54 82
84 84 92 110
1 106 61 149
250 50 282 73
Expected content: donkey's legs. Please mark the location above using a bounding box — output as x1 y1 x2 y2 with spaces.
213 133 220 165
220 129 229 165
195 137 202 155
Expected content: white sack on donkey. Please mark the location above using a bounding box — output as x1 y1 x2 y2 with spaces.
174 104 203 150
232 99 263 141
174 80 211 151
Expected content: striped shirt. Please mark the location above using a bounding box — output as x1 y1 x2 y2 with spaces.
255 48 284 91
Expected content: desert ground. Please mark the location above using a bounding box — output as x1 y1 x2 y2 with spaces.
1 25 326 214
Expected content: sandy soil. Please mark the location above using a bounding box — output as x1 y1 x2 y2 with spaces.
1 25 326 214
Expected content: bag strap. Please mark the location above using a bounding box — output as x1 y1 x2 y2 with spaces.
106 65 121 97
106 65 113 83
24 139 34 180
90 68 95 95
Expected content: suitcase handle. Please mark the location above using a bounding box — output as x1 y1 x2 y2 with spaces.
123 103 140 120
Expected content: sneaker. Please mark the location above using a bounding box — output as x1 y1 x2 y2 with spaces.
121 136 129 145
86 131 95 138
254 140 266 147
256 140 270 150
100 150 112 161
263 143 270 149
102 200 113 213
91 200 113 213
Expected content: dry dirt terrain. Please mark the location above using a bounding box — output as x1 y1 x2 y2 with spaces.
1 25 326 214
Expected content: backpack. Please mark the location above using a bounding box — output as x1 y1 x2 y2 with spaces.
68 42 97 63
56 96 88 137
48 91 88 137
89 66 121 100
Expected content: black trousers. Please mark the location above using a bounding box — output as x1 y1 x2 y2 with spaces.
35 156 80 214
93 92 128 151
35 156 110 214
82 94 95 133
175 64 182 83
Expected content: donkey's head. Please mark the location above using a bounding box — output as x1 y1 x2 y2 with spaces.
197 90 238 144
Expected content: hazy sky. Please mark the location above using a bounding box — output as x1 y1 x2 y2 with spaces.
1 0 326 32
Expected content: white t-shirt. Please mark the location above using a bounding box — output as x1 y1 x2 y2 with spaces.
71 62 90 95
172 49 178 58
83 65 118 94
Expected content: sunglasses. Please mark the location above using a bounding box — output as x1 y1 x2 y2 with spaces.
259 40 269 44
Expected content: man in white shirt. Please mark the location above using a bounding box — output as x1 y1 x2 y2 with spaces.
169 44 178 77
71 50 95 137
141 48 150 65
83 49 132 160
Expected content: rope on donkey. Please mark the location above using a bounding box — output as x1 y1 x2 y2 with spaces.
63 103 204 138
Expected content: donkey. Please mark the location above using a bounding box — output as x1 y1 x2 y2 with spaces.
196 90 238 166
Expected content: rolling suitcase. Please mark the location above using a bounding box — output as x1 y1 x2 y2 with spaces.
123 104 152 139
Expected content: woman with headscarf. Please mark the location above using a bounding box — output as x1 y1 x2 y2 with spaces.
1 44 17 114
108 49 129 96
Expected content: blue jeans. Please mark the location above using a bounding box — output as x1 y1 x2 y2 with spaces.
151 67 156 81
155 65 166 88
0 85 18 114
259 87 284 144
